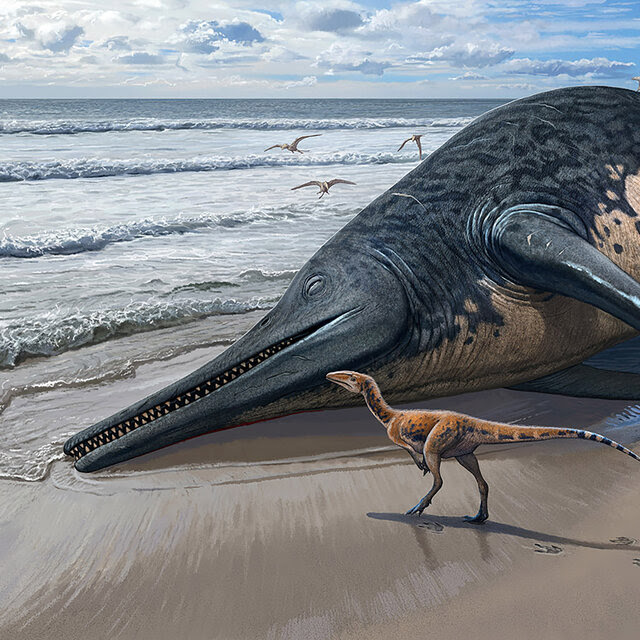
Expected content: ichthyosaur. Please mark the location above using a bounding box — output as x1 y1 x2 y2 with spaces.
65 85 640 472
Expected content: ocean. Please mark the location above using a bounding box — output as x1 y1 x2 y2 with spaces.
2 97 638 484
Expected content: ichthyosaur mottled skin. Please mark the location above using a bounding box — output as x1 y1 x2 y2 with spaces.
65 85 640 472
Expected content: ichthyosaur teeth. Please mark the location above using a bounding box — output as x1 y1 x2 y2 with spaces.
67 329 306 461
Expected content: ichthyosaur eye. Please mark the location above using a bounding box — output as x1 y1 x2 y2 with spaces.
304 274 326 298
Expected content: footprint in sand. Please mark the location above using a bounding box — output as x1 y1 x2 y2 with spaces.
533 543 563 555
417 521 444 533
633 559 640 567
610 537 637 546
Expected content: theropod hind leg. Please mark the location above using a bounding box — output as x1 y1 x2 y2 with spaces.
406 452 442 516
456 453 489 524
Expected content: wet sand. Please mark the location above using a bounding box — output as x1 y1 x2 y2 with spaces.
1 367 640 639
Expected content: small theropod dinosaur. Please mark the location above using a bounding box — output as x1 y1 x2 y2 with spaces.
326 370 640 523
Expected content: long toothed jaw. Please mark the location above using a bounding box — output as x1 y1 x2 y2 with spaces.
65 331 302 465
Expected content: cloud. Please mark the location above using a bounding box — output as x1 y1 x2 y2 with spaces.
523 0 607 6
12 5 46 18
180 19 264 54
253 9 283 22
450 71 488 80
12 21 35 40
262 46 306 63
0 0 635 98
122 76 176 87
38 23 84 52
302 8 364 32
503 56 634 77
210 21 264 44
284 75 317 88
495 82 537 91
0 52 11 63
10 19 84 53
314 43 390 76
419 41 514 68
175 53 188 72
193 38 263 67
197 53 262 67
102 36 132 51
354 59 389 75
117 52 164 65
361 2 444 38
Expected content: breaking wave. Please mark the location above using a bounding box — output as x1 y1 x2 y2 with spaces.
0 216 216 258
0 439 70 482
0 151 417 182
0 296 276 368
168 271 297 292
0 205 356 259
238 268 298 283
0 116 475 135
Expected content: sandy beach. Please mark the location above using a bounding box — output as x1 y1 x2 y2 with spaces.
2 340 639 640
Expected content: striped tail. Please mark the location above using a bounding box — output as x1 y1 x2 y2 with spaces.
488 424 640 462
575 429 640 462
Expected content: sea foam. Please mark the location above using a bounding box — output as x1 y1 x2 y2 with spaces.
0 296 276 368
0 204 357 258
0 116 475 135
0 151 419 182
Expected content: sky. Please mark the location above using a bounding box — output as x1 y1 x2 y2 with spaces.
0 0 639 98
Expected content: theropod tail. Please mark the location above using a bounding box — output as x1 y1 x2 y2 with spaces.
487 424 640 462
574 429 640 462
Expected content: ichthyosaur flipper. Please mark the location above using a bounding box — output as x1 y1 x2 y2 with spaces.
492 209 640 331
509 363 640 399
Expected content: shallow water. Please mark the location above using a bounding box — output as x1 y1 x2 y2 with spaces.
1 98 499 368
